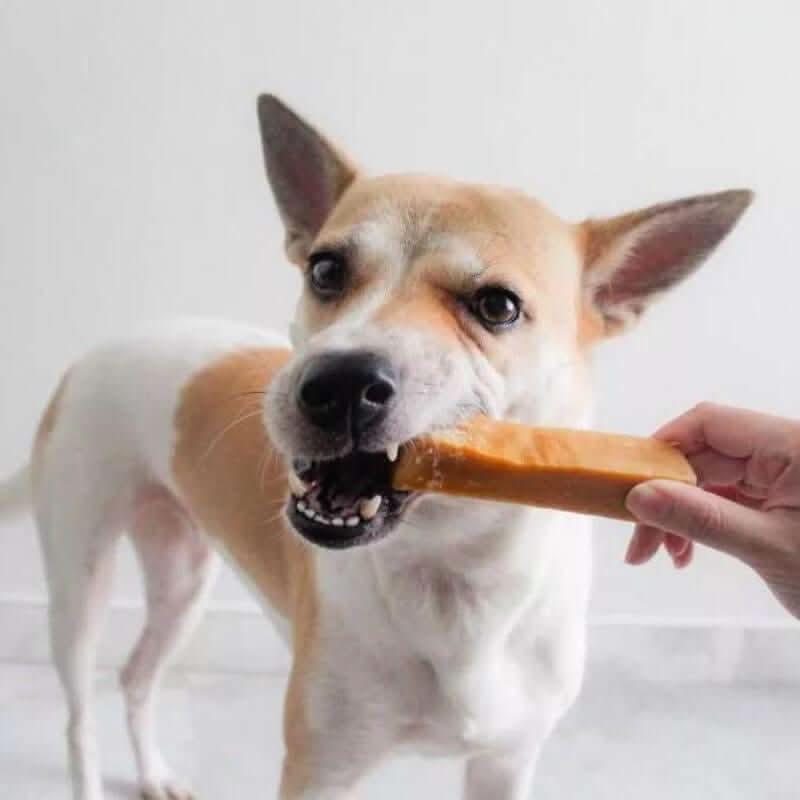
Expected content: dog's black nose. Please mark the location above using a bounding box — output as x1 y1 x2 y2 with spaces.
297 351 397 436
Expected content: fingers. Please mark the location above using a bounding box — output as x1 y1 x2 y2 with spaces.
625 479 774 563
705 483 766 509
654 403 793 460
625 526 693 568
665 533 693 568
688 448 747 487
625 526 663 565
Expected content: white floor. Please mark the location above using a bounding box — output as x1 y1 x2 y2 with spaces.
0 663 796 799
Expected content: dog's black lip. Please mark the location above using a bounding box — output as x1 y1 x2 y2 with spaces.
287 504 397 549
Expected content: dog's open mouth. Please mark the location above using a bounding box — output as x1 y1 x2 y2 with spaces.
286 447 413 548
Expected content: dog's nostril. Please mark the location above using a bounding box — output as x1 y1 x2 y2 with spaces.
364 380 394 406
296 351 398 434
300 377 335 411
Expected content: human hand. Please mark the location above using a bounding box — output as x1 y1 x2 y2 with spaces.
624 403 800 618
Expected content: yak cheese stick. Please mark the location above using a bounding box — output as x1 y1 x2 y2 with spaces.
392 416 696 521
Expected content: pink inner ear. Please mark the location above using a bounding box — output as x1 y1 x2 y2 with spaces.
282 149 335 236
258 95 357 248
593 205 735 310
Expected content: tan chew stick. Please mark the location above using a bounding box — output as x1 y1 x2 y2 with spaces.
392 416 696 521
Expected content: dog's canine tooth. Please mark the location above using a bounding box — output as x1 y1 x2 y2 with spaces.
303 507 315 519
345 515 360 527
359 495 381 521
297 500 307 511
386 443 399 463
332 517 344 527
288 470 309 497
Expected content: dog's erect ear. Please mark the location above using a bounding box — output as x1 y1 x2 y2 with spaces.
581 189 753 335
257 94 358 263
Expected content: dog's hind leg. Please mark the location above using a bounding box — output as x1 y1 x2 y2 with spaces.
36 495 123 800
121 487 217 800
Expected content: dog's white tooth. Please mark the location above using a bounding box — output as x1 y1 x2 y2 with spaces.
303 507 315 518
288 470 309 497
345 516 360 527
297 500 306 512
332 517 344 527
386 443 399 463
359 495 381 521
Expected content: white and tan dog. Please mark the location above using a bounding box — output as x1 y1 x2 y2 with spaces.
0 95 751 800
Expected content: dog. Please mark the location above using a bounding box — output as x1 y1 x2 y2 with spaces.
0 95 751 799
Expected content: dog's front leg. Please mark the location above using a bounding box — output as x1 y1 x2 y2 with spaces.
279 754 358 800
278 731 388 800
278 659 396 800
463 743 541 800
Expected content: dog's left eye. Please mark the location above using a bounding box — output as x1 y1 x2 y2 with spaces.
308 252 348 299
471 287 522 329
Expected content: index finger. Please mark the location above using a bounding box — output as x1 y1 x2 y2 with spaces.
654 403 794 460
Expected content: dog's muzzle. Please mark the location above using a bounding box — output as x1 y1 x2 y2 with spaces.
285 350 413 548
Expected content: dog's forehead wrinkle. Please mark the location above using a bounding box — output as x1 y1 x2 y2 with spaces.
350 199 504 286
424 233 488 280
352 204 432 272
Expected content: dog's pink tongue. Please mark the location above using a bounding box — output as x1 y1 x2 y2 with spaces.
306 483 361 517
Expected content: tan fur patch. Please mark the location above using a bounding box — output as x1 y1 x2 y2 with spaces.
301 175 587 345
171 348 318 788
36 372 70 443
33 371 72 477
373 286 463 345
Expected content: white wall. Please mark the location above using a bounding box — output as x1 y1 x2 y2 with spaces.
1 0 798 629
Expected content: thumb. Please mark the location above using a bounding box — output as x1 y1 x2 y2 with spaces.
625 480 772 562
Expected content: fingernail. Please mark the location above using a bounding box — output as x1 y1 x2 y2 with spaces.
626 484 668 521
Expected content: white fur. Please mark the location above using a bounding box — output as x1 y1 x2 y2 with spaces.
0 315 592 800
6 319 287 800
353 210 409 276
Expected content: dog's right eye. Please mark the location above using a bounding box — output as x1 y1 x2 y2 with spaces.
308 253 348 299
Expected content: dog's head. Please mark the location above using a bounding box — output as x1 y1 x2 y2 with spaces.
259 95 752 549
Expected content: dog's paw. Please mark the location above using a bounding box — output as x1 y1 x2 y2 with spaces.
139 777 194 800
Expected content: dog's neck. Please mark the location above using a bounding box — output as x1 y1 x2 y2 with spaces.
369 400 594 656
320 498 561 668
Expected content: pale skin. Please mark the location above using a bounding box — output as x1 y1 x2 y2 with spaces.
624 402 800 620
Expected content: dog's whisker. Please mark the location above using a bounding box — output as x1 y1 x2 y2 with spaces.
256 447 285 491
196 408 266 469
262 509 290 529
257 473 293 492
258 451 288 492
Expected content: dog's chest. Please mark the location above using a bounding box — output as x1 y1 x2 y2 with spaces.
401 642 534 755
326 549 542 752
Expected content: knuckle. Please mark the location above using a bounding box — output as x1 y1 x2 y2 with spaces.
691 401 719 420
689 498 726 538
775 520 800 564
751 439 800 499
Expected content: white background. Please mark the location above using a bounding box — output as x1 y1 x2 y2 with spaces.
1 0 798 631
